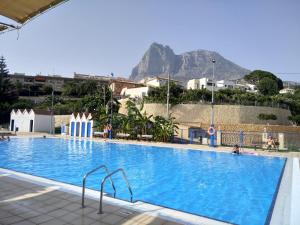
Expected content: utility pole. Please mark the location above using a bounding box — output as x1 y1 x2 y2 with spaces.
51 85 54 135
167 73 170 119
109 73 114 139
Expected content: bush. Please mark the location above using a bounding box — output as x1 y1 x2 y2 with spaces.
257 113 277 120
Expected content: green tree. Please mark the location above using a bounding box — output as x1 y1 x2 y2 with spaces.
257 77 278 95
153 115 178 142
145 82 184 104
42 85 53 95
244 70 283 90
0 56 17 102
288 115 300 125
62 80 101 97
0 56 18 123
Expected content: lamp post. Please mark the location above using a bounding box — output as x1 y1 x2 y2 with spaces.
209 59 216 147
50 83 54 135
109 73 114 139
166 73 170 118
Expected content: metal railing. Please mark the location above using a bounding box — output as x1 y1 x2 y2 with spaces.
82 165 116 208
98 168 133 214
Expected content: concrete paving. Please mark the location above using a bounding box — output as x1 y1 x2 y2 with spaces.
0 175 181 225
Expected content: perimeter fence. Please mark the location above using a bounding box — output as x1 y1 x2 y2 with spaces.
174 128 300 151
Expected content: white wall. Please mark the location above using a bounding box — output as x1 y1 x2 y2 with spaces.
10 110 52 133
10 111 32 132
34 114 53 132
147 78 161 87
122 87 149 99
187 79 199 89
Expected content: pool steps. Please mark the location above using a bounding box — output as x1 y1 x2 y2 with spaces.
82 164 116 207
81 165 133 214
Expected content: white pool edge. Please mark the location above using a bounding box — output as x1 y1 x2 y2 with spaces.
0 168 230 225
269 157 300 225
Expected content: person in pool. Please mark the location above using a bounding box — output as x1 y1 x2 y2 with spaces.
232 144 240 154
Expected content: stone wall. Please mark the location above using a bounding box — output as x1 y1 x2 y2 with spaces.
140 103 291 126
54 115 70 127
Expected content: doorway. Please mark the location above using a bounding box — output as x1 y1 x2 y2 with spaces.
29 120 33 132
10 120 14 131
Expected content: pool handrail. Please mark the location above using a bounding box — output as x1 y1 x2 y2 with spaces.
82 164 116 208
98 168 133 214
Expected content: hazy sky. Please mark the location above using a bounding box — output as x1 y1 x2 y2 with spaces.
0 0 300 81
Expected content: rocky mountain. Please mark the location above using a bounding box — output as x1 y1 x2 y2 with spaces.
130 43 250 84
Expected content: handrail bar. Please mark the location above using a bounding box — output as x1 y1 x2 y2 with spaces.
98 168 133 214
82 165 116 208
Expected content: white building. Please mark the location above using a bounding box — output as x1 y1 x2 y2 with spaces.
279 88 295 94
216 80 235 89
187 78 216 91
140 76 180 87
69 113 93 138
120 86 150 99
10 109 53 133
187 77 259 93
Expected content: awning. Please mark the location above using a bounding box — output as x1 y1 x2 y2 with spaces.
0 0 67 24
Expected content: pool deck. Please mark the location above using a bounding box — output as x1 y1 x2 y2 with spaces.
0 174 182 225
0 169 231 225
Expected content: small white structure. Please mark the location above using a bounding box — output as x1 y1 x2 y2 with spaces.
216 80 235 89
69 113 93 138
121 86 150 99
187 78 216 91
10 109 53 133
279 88 295 95
187 78 259 93
140 76 180 87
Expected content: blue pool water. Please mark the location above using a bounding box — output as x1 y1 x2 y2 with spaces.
0 138 285 225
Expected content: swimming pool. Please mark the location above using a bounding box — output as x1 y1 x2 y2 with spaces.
0 138 285 225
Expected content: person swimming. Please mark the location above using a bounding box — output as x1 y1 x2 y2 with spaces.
232 144 240 154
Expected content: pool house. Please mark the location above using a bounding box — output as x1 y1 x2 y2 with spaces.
10 109 53 133
69 112 93 138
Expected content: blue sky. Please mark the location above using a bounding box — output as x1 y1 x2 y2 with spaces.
0 0 300 81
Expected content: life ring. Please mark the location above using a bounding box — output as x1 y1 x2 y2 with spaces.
207 126 215 136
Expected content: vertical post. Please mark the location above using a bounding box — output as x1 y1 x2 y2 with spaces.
278 133 284 150
209 59 216 147
181 129 183 144
109 73 114 139
51 87 54 134
217 130 222 146
239 131 244 148
167 73 170 119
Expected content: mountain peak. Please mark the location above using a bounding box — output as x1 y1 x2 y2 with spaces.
130 43 250 83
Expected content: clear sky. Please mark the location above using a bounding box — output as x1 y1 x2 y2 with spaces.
0 0 300 82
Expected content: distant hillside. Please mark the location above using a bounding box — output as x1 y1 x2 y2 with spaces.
130 42 250 84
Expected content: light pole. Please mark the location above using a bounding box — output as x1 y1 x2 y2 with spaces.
50 83 54 135
166 73 170 118
109 73 114 139
209 59 216 147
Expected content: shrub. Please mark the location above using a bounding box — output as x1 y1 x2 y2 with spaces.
257 113 277 120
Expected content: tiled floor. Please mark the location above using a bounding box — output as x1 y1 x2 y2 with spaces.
0 175 181 225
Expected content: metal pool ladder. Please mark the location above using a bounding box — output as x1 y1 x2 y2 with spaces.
82 164 116 208
98 168 133 214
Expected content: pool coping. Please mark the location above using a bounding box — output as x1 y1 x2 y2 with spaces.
0 168 231 225
270 157 300 225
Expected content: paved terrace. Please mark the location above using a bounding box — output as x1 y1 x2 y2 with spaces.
0 175 181 225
